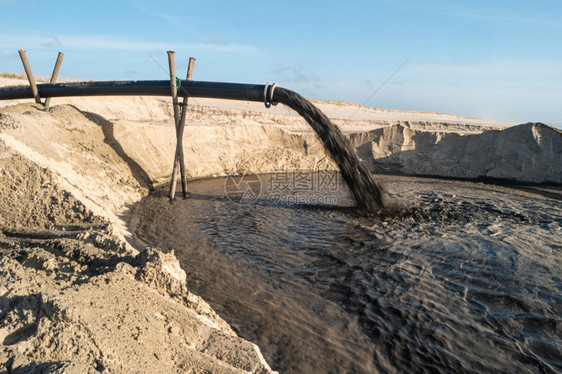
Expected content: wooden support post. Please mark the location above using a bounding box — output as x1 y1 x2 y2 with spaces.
169 57 196 199
18 49 42 104
167 51 182 200
44 52 64 108
176 57 195 198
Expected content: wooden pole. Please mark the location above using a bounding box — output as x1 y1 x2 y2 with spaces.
167 51 182 200
169 57 195 199
44 52 64 108
18 49 42 104
176 57 195 197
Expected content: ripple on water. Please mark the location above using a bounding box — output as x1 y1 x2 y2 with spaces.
133 175 562 373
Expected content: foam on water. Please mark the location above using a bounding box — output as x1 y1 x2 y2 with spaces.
132 175 562 373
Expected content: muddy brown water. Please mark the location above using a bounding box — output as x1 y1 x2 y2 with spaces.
132 174 562 373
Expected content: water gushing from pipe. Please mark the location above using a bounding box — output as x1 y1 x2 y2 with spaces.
274 87 386 213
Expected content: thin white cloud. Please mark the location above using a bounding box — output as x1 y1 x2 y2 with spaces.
406 63 562 79
39 34 62 48
273 64 322 84
440 3 562 29
126 0 207 41
385 1 562 29
0 33 256 53
0 50 18 61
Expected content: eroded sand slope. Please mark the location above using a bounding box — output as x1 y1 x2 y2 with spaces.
0 103 275 373
350 122 561 183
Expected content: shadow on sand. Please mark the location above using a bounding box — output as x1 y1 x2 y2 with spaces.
80 110 154 191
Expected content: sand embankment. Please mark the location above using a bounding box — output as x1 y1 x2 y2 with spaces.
349 122 562 183
0 94 277 371
0 77 560 372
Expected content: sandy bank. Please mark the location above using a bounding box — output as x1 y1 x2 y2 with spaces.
350 122 562 183
0 101 276 372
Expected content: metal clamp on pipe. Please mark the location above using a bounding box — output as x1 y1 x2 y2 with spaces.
264 82 279 108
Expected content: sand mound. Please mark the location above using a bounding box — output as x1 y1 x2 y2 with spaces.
351 122 562 183
0 120 275 372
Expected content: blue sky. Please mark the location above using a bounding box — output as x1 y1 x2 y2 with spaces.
1 0 561 126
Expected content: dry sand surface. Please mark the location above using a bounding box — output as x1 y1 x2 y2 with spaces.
0 124 274 373
0 77 560 372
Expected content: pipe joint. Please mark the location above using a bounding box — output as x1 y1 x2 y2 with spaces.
264 82 279 108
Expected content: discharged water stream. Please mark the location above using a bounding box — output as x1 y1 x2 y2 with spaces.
132 174 562 373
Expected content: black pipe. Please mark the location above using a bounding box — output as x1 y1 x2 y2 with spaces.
0 80 267 102
0 79 386 211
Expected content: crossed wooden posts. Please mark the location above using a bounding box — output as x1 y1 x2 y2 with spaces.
18 49 193 200
18 49 64 109
167 51 195 200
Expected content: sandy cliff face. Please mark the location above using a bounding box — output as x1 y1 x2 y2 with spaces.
349 122 561 183
2 78 557 186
